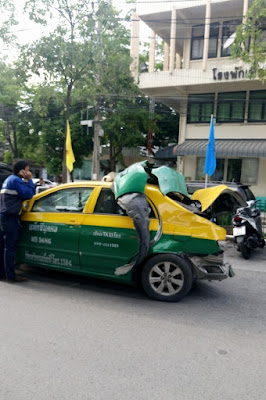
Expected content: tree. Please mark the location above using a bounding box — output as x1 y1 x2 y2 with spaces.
231 0 266 82
0 0 17 46
0 61 26 161
0 0 179 175
16 83 94 175
100 96 148 171
21 0 139 180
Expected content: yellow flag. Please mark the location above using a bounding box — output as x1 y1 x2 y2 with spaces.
66 121 75 172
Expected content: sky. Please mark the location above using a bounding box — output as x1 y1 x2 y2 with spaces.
0 0 148 59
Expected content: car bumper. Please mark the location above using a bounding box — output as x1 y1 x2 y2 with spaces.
190 252 234 281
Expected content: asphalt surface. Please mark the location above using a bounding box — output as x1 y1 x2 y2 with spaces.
0 243 265 400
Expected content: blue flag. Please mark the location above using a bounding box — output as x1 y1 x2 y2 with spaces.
204 115 216 177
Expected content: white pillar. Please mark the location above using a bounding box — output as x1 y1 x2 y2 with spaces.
149 30 156 73
169 8 176 73
163 42 170 71
178 95 188 145
202 0 211 71
243 0 249 22
130 13 140 78
176 53 181 69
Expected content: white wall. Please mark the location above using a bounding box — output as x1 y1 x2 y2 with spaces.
251 158 266 197
186 124 266 140
136 0 232 16
183 156 197 180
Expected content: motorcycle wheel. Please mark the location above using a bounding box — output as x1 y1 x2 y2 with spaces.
259 239 265 249
240 240 251 259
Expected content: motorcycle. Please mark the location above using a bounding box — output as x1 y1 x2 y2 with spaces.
232 200 265 259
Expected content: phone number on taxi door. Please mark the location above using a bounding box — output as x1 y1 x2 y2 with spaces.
94 242 119 248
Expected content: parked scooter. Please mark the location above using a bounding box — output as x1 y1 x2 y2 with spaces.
232 200 265 259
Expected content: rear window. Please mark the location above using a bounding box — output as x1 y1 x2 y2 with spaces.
94 189 157 218
242 187 255 201
186 184 202 195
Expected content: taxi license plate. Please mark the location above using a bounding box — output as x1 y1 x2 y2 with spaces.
233 226 246 236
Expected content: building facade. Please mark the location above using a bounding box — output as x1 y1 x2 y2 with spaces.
131 0 266 198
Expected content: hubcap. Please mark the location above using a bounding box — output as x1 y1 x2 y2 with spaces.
149 261 184 296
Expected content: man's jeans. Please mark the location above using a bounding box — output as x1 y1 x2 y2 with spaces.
0 214 20 280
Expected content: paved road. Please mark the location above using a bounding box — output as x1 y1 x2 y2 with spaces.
0 245 265 400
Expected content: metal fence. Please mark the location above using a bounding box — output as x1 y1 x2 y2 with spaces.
219 209 266 237
257 201 266 236
260 212 266 236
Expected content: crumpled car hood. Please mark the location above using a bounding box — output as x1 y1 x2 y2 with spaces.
151 166 188 196
191 184 246 212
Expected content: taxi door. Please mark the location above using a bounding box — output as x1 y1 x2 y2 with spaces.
79 188 138 279
18 187 94 271
79 188 159 280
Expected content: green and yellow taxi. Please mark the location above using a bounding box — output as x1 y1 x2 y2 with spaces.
17 168 241 302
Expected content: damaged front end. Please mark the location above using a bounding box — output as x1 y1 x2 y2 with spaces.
190 250 235 281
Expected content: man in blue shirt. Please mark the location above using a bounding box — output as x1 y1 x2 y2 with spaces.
0 160 35 283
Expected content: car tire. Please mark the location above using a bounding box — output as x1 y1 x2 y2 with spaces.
141 254 193 302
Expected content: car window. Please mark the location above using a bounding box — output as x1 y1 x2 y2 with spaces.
94 188 157 218
32 188 94 212
186 185 200 195
94 189 125 215
243 187 255 201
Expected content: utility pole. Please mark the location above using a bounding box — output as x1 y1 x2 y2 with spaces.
91 0 102 180
147 97 155 160
92 107 101 180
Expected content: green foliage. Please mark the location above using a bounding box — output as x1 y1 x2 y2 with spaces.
154 104 179 147
0 61 25 158
0 0 180 176
0 0 17 44
3 150 12 164
20 0 138 176
231 0 266 82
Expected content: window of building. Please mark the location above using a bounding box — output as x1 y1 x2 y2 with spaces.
221 20 241 57
196 158 224 181
227 159 242 182
248 90 266 122
216 92 246 123
187 94 214 123
191 25 204 60
208 23 219 58
241 159 259 184
191 24 219 60
196 158 258 184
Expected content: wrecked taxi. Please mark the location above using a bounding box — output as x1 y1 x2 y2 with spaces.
17 162 243 302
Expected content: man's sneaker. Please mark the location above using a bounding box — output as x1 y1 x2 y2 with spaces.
6 276 28 283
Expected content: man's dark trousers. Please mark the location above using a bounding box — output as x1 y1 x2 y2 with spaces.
0 214 20 280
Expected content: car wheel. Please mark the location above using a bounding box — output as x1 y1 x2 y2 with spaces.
141 254 193 302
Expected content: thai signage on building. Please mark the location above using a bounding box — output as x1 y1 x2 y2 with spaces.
212 67 253 81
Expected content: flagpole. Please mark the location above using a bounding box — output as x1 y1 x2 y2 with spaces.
65 120 75 180
204 114 216 188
